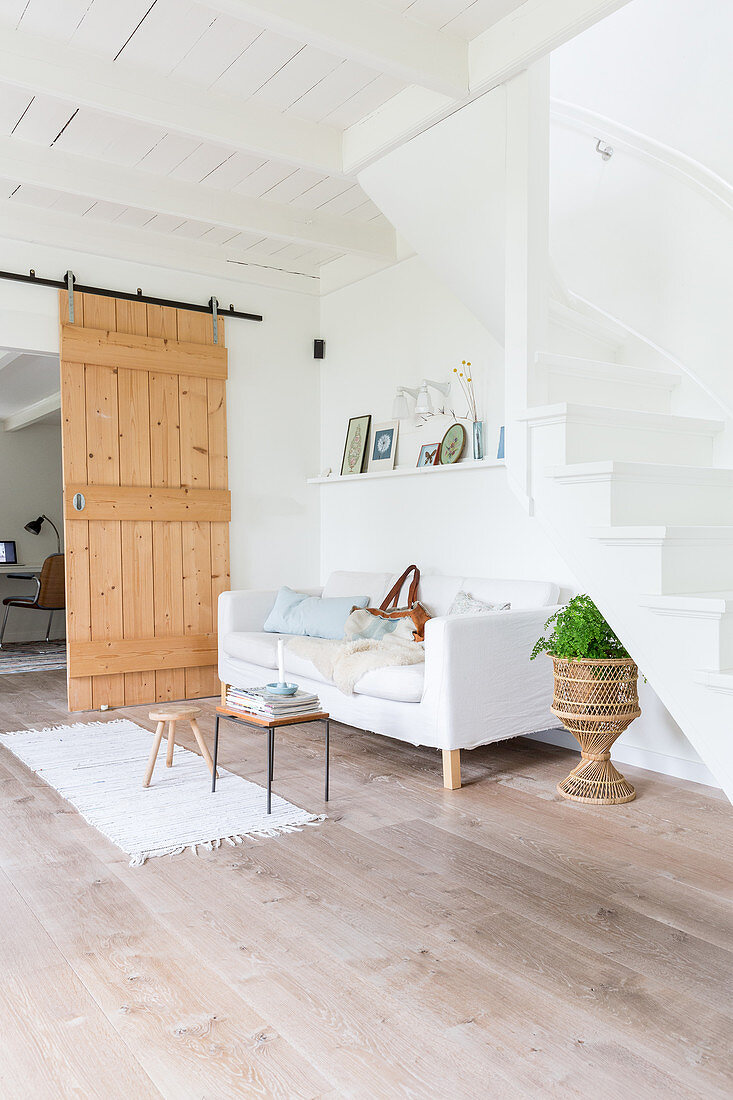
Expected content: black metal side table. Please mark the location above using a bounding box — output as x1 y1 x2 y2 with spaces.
212 706 330 813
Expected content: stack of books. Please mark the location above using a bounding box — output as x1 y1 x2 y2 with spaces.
226 685 321 720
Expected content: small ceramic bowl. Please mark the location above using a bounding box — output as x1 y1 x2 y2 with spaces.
266 681 298 696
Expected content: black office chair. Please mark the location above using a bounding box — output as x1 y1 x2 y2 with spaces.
0 554 65 648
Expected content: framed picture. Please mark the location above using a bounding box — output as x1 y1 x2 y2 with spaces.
368 420 399 472
340 415 371 476
417 443 439 468
439 423 467 465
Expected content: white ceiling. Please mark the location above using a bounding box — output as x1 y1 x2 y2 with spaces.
0 349 60 425
0 0 533 288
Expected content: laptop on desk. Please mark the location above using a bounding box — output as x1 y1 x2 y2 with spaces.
0 541 17 564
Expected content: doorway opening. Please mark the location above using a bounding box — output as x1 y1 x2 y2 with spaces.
0 346 66 679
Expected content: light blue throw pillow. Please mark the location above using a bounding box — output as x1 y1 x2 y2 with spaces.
263 586 369 640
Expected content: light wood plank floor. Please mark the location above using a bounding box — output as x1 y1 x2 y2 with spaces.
0 669 731 1099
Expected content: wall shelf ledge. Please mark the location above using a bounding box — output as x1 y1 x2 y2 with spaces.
307 458 506 485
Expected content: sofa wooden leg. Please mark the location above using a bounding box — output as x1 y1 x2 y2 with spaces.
442 749 461 790
220 681 227 707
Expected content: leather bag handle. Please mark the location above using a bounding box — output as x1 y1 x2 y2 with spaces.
380 565 420 611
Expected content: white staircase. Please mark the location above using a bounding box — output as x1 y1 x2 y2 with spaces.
522 347 733 801
354 63 732 798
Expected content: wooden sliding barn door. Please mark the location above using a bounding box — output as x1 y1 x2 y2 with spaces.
59 290 230 711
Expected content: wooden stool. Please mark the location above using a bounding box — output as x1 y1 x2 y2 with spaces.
143 706 217 788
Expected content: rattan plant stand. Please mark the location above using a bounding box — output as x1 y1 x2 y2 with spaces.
550 656 640 805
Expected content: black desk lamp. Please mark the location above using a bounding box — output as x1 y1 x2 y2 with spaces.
25 515 61 554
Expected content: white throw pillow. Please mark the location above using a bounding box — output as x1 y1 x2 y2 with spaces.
448 591 511 616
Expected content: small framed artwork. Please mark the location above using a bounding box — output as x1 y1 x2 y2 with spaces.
417 443 439 468
439 422 467 465
340 414 371 476
368 420 399 472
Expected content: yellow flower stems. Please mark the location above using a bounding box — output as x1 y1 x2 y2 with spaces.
453 361 477 421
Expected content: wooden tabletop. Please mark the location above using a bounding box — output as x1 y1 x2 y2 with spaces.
216 706 329 728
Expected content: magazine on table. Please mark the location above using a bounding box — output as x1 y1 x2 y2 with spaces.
227 685 321 716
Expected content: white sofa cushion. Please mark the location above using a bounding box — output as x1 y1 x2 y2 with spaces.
322 570 393 607
461 577 559 609
224 631 333 685
223 629 423 702
223 631 282 669
353 663 425 704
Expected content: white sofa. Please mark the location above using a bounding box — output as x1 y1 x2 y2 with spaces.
218 570 561 789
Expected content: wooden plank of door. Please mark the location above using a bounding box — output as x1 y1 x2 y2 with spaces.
68 633 217 677
63 486 231 522
208 375 230 639
83 293 125 709
59 324 227 378
148 304 186 703
59 290 92 711
178 308 219 698
116 298 154 705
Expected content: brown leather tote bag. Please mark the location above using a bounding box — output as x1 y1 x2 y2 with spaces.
361 565 431 642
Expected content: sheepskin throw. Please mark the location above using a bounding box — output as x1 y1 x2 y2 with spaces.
289 633 424 695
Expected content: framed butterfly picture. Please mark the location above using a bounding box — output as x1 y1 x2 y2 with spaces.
417 443 439 468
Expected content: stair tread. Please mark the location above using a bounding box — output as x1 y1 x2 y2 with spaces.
547 459 733 482
694 669 733 690
590 525 733 539
519 402 724 432
536 353 680 386
642 592 733 612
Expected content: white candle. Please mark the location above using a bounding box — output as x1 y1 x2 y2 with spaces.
277 638 285 684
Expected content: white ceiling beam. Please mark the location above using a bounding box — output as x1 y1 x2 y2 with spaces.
343 0 631 173
0 351 23 371
0 136 396 259
206 0 468 97
4 391 61 432
0 27 342 176
468 0 631 94
0 200 321 296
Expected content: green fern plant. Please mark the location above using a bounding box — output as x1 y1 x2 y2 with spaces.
530 594 630 661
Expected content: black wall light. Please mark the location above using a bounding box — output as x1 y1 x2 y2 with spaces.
25 514 61 553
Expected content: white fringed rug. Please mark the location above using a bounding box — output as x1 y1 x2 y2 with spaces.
0 719 323 866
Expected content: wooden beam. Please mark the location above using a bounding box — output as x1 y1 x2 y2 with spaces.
0 26 342 175
206 0 468 97
60 325 228 380
344 0 631 172
0 351 23 372
3 392 61 431
0 136 396 258
68 633 218 677
64 486 231 523
0 200 321 296
469 0 631 93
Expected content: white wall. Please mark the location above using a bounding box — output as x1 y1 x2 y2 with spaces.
0 236 322 593
552 0 733 182
359 89 507 341
318 253 718 788
319 255 577 586
549 0 733 434
0 421 64 642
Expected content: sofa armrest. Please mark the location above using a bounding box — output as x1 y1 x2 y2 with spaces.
218 587 325 636
422 607 561 749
